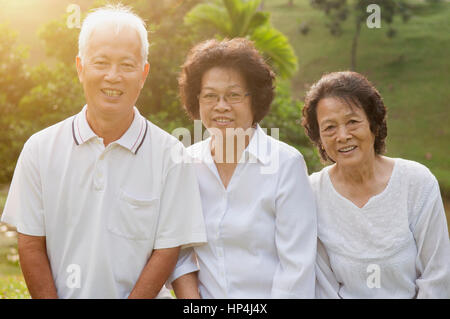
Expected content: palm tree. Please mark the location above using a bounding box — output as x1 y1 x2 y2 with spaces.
184 0 298 78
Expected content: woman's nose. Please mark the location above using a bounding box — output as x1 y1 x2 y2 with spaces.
214 96 231 112
336 125 351 142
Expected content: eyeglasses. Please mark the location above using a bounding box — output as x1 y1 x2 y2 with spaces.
198 91 250 106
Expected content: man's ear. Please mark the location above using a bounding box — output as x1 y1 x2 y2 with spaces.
76 56 83 83
141 62 150 87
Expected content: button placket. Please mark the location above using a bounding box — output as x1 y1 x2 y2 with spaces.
217 191 229 290
93 166 104 190
93 146 107 191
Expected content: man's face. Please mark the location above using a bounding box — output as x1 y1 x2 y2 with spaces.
76 24 149 119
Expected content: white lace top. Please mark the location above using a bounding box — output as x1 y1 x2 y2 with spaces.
310 158 450 298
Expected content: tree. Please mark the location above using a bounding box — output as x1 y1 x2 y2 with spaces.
184 0 298 78
0 24 33 183
310 0 411 70
135 0 202 130
17 63 84 134
38 18 79 66
261 81 321 172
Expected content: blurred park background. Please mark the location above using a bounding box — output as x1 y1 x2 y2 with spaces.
0 0 449 298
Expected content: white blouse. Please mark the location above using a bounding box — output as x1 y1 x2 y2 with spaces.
310 158 450 298
169 125 317 298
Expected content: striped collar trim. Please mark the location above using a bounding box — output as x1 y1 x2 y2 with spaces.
72 105 148 155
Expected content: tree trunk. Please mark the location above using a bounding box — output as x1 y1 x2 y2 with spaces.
259 0 264 10
288 0 294 7
351 19 362 71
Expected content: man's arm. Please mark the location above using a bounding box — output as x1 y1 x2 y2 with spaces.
17 233 58 299
128 246 180 299
172 272 201 299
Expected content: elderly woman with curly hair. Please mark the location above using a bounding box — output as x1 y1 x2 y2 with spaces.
168 38 317 298
302 71 450 298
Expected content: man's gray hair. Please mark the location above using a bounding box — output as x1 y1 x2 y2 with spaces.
77 3 149 68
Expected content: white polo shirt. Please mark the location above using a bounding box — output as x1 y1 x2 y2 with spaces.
1 105 207 298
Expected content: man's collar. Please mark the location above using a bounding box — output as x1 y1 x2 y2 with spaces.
114 107 148 154
72 105 148 155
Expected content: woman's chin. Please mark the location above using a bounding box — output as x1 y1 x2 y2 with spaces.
208 124 231 132
335 153 363 168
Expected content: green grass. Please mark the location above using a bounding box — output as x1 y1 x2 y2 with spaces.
268 0 450 193
0 231 21 278
0 185 30 299
0 276 30 299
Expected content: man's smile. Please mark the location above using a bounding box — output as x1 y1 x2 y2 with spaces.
101 88 123 97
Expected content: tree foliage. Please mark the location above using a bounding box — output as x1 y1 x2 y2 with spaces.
310 0 412 70
0 24 33 183
38 18 79 66
261 81 321 172
185 0 298 78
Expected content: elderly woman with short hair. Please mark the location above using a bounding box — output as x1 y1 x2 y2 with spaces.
302 71 450 298
169 38 317 298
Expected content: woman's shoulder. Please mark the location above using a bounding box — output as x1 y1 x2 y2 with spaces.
265 134 304 160
186 138 210 157
390 158 440 212
260 135 310 172
308 165 333 192
392 157 437 186
390 158 445 233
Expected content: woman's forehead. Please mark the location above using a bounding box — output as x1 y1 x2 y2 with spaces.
201 67 246 87
317 96 366 119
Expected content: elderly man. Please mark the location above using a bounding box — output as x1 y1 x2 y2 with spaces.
1 5 206 298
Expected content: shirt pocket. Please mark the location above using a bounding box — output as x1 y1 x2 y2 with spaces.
107 189 159 241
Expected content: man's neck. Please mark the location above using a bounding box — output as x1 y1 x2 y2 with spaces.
86 106 135 147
